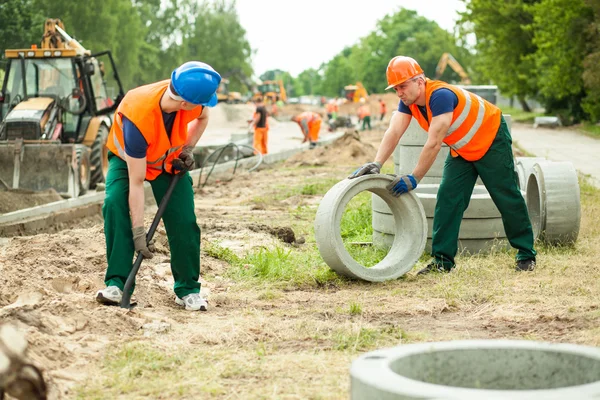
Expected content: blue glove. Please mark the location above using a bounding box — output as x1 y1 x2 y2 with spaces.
348 161 382 179
387 174 418 197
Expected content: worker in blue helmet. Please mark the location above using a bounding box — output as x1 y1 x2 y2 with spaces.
96 61 221 312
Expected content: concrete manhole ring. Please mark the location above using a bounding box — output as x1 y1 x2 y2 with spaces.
314 175 427 282
351 340 600 399
526 161 581 244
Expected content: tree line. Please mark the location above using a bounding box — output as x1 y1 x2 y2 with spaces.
1 0 599 124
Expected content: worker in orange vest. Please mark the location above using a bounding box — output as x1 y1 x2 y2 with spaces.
357 98 371 130
250 97 269 154
97 61 221 311
325 99 338 121
379 98 387 121
292 111 322 149
349 56 536 274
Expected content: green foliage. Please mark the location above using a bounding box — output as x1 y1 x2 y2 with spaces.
183 1 253 92
0 0 46 56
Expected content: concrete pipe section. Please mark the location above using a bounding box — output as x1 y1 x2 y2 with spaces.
515 157 547 191
373 184 509 254
351 340 600 400
526 161 581 245
395 145 448 178
314 175 427 282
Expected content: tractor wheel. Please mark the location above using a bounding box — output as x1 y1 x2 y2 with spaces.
75 145 91 196
90 124 109 188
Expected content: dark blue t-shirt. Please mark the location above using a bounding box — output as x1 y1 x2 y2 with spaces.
397 88 458 122
123 111 177 158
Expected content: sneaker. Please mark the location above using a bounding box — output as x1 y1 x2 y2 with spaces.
96 286 123 305
417 263 450 275
516 259 536 271
175 293 208 311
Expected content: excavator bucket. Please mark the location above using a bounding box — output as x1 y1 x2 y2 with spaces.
0 140 90 199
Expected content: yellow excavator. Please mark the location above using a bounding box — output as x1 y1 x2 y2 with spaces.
0 18 124 198
253 80 286 103
435 53 471 84
343 82 368 103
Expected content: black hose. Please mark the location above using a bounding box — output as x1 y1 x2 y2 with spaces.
196 142 262 189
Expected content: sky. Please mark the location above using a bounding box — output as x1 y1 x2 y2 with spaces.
236 0 466 78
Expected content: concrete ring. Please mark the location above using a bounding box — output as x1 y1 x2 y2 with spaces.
314 174 427 282
351 340 600 399
526 161 580 245
515 157 546 191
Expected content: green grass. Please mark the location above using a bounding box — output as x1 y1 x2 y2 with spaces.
577 122 600 139
340 191 388 267
499 106 545 123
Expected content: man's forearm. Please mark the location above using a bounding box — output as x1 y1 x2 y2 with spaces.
374 129 402 165
185 117 209 147
129 181 145 228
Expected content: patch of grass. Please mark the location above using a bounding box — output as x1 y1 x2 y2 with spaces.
499 106 545 123
577 123 600 139
348 302 363 315
340 192 388 267
332 324 422 351
209 242 343 288
251 178 340 206
257 289 282 301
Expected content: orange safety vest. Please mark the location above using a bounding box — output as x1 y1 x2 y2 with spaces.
358 105 371 119
380 101 387 114
409 79 501 161
107 80 204 180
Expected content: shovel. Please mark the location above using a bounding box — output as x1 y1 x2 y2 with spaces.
120 160 188 309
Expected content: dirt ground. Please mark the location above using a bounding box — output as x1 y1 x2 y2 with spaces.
1 103 600 399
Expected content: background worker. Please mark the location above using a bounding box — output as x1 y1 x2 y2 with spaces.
96 61 221 311
250 97 269 154
349 55 537 274
291 111 322 149
379 98 387 121
357 98 372 131
325 99 338 121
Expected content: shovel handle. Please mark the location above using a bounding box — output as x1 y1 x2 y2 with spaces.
120 164 188 308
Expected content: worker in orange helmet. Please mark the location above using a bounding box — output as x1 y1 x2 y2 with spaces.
250 97 269 154
291 111 322 149
349 56 536 274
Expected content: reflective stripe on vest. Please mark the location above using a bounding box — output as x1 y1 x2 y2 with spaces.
447 88 485 151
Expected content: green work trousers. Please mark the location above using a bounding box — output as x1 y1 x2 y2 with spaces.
102 153 201 298
362 116 372 131
432 116 537 269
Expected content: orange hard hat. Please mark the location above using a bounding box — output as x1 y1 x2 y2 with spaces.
385 56 424 90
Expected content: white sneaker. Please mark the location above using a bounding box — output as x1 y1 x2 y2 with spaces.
96 286 123 305
175 293 208 311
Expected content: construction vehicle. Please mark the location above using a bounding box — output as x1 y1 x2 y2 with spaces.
0 18 124 198
343 82 368 103
253 80 286 103
435 53 472 84
216 78 243 104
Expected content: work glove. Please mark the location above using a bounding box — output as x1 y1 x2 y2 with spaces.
132 226 154 259
387 174 418 197
176 145 195 170
348 161 382 179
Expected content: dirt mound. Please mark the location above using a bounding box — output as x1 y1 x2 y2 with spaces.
0 187 63 214
285 129 376 167
279 103 324 118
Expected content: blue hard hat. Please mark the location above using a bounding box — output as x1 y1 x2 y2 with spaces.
171 61 221 107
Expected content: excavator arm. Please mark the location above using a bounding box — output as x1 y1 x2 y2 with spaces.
435 53 471 85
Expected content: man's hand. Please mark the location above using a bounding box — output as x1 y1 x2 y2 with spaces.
348 161 382 179
132 226 154 259
176 146 195 170
387 174 418 197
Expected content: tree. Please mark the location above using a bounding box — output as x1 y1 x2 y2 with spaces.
528 0 594 123
295 68 322 96
0 0 47 56
182 0 253 92
458 0 539 111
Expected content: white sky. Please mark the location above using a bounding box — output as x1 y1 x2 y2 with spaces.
236 0 466 77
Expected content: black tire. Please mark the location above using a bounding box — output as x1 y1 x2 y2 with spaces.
90 124 109 189
75 145 91 196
